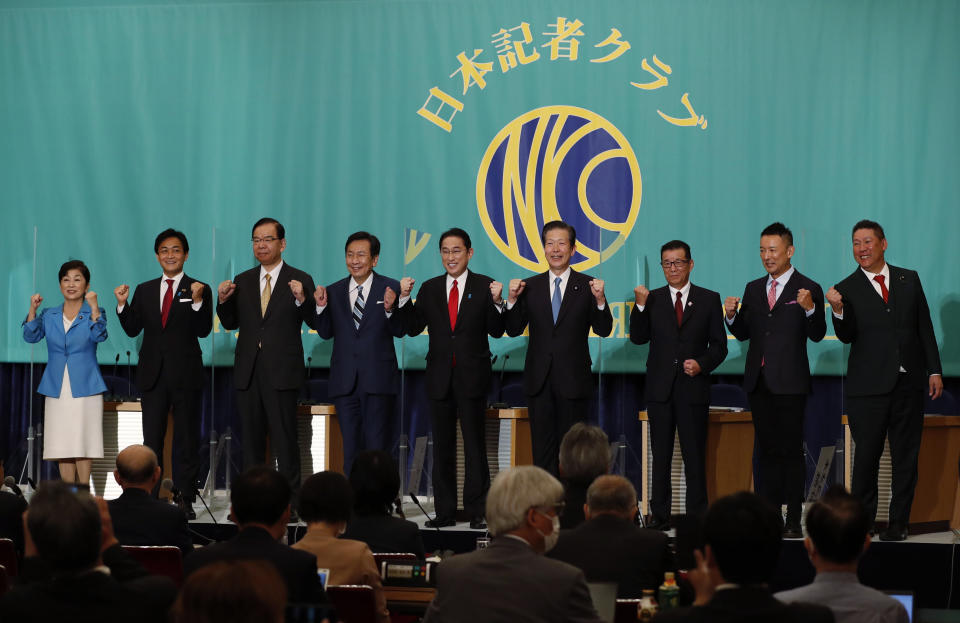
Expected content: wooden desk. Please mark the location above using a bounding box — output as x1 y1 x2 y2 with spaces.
485 407 532 468
296 404 343 475
637 410 754 515
842 414 960 527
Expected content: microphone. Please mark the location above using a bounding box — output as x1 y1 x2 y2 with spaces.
490 354 498 366
160 478 184 510
125 351 133 399
113 353 120 377
4 476 24 499
26 477 38 491
408 492 441 534
307 356 313 379
491 354 510 408
194 486 218 525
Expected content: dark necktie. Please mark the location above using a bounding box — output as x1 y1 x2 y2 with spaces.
353 285 365 329
552 277 562 324
874 274 889 303
675 291 683 327
161 279 174 328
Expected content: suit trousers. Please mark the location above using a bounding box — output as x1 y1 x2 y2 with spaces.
334 388 393 477
749 372 806 523
648 377 708 520
527 369 588 476
237 352 301 496
847 373 924 526
430 383 490 519
141 363 201 502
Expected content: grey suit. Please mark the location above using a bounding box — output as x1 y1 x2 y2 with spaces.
423 535 602 623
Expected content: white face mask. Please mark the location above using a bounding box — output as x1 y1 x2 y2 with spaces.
535 510 561 553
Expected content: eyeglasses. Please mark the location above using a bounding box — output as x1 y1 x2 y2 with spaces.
535 501 566 517
440 248 466 257
251 236 279 244
661 260 689 269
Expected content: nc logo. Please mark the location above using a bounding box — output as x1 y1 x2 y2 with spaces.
476 105 641 272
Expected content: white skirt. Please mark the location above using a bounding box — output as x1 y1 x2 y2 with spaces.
43 365 104 460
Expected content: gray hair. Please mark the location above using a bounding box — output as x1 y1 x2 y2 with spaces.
586 475 637 515
558 423 610 481
486 466 563 537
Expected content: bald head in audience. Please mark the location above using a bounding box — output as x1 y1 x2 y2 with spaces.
585 475 638 521
114 444 161 493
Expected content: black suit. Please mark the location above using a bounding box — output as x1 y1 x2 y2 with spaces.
184 526 326 604
108 488 194 558
399 271 504 519
548 514 673 598
728 269 826 522
216 262 317 493
0 490 27 561
118 274 212 501
653 585 834 623
342 513 426 560
505 270 613 474
630 284 727 519
832 264 941 525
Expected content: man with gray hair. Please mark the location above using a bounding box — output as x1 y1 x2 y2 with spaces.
558 422 610 529
550 475 673 597
424 466 602 623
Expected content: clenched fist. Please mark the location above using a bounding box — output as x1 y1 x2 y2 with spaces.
218 280 236 303
508 279 526 304
399 277 415 298
384 286 397 312
490 281 504 304
288 279 305 304
589 279 606 305
114 284 130 306
190 281 205 304
634 285 650 307
314 285 328 308
724 296 740 319
825 287 843 314
796 288 813 311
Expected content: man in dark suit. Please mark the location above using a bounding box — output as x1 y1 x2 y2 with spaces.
827 220 942 541
630 240 727 528
504 221 613 475
423 466 602 623
549 475 673 598
115 228 212 516
217 218 317 501
313 231 403 475
393 228 505 529
183 467 326 604
108 444 193 558
653 492 834 623
725 222 826 537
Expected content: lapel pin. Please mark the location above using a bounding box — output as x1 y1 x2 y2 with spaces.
468 293 472 300
573 285 580 291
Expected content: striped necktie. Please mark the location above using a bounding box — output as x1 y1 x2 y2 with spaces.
352 285 365 329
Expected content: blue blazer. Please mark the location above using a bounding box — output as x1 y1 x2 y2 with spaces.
315 272 404 398
22 302 108 398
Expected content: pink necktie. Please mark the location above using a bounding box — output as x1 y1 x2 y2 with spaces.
767 279 778 310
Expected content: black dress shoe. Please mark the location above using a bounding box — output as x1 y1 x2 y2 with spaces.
425 517 456 528
645 515 671 531
782 523 803 539
880 523 908 542
184 506 197 521
469 516 487 530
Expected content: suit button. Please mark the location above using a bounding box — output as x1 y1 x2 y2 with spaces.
768 313 773 318
765 331 770 336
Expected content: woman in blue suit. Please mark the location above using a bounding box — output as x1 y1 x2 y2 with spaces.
23 260 108 484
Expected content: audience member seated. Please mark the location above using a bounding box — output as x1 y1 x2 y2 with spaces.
0 488 27 563
654 491 834 623
558 423 610 529
183 467 326 604
342 450 426 559
775 485 909 623
173 560 288 623
293 471 390 623
423 465 603 623
108 444 194 558
0 481 177 623
549 475 673 597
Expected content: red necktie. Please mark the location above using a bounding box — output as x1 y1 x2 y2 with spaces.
675 291 683 327
161 279 174 328
768 279 778 310
449 280 459 367
874 275 889 303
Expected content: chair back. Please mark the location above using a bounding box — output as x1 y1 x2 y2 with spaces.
0 538 17 577
325 584 377 623
121 545 184 586
0 565 8 596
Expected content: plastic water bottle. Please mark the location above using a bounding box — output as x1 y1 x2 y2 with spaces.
637 588 659 621
658 571 679 609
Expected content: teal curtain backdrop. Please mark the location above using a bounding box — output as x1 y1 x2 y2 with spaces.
2 0 958 374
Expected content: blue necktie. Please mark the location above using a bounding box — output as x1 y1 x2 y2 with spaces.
552 276 562 324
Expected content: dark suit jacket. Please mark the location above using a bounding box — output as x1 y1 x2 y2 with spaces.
548 514 673 598
833 265 941 397
630 285 727 404
117 274 213 391
653 585 834 622
559 478 589 530
0 490 27 561
216 263 317 391
399 271 505 400
183 526 326 604
505 270 613 398
423 536 602 623
342 513 426 560
108 488 194 558
728 270 826 394
315 272 404 398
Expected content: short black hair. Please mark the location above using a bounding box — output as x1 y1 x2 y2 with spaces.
805 485 870 564
58 260 90 284
154 228 189 254
760 222 793 246
299 471 354 524
541 220 576 246
345 231 381 258
27 481 101 573
852 219 885 240
439 227 472 250
231 467 291 525
349 450 400 516
703 492 782 585
660 240 691 261
252 218 285 240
